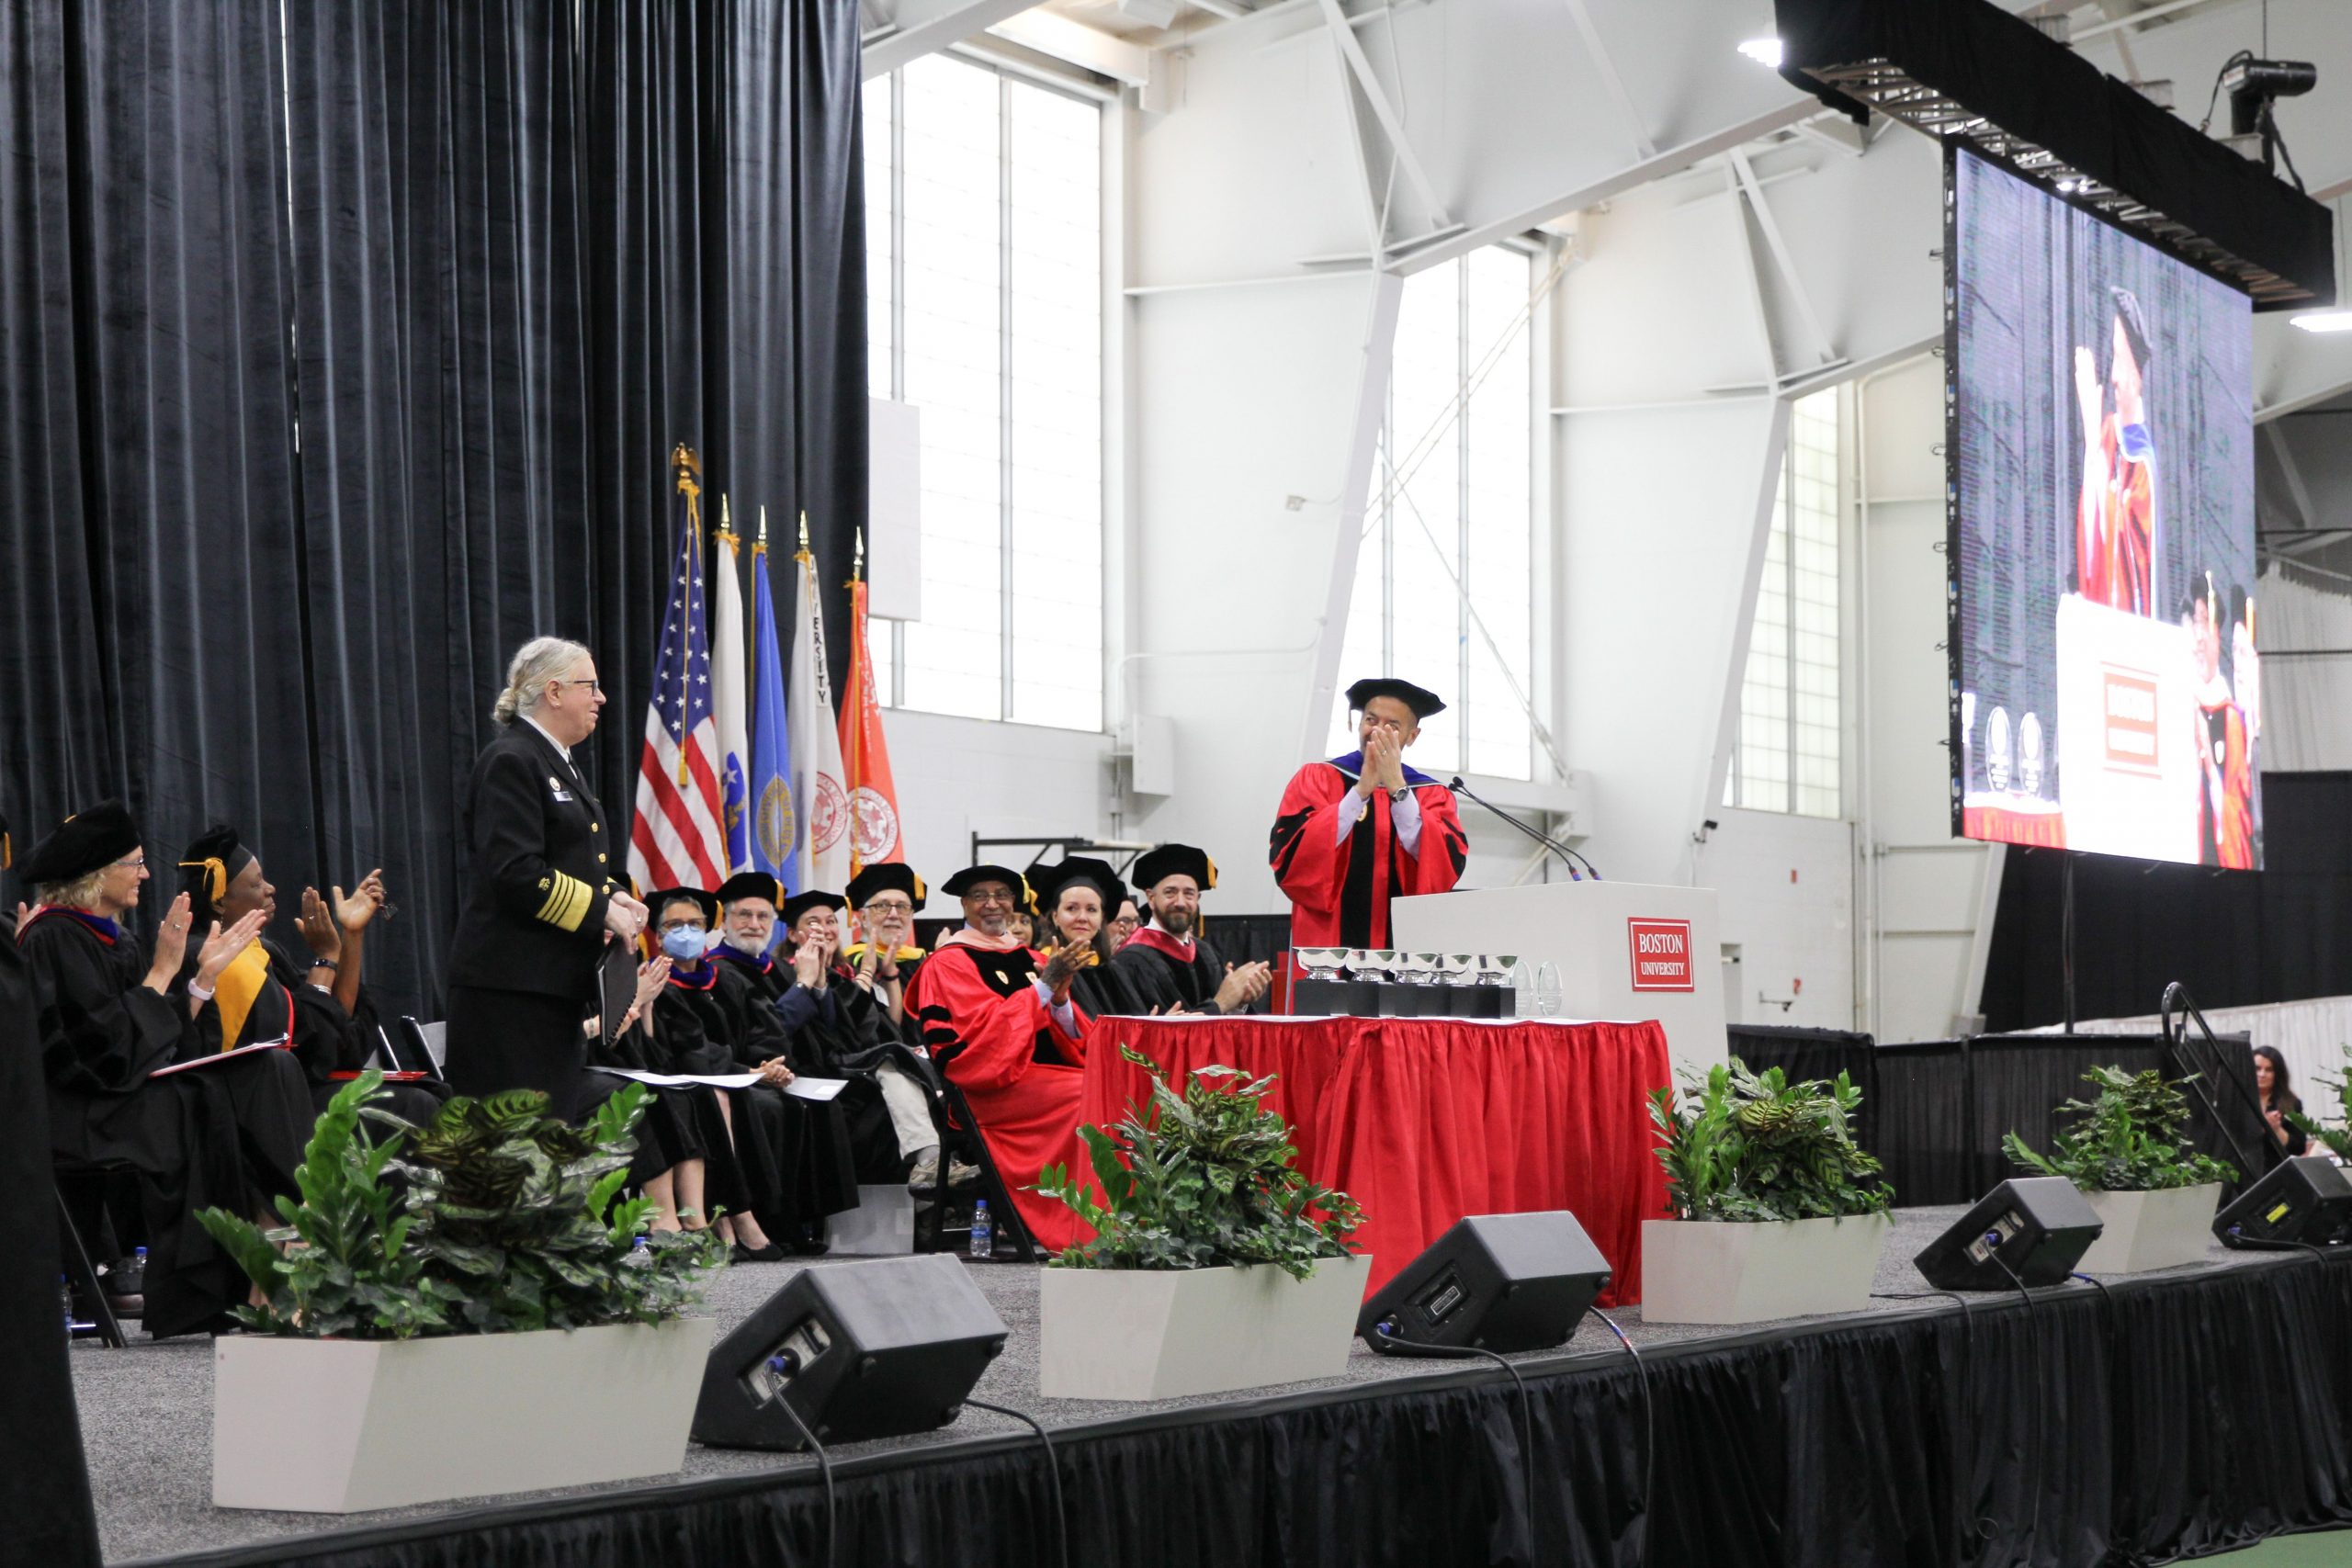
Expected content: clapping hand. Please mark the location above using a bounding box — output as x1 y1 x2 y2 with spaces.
333 870 388 933
1040 940 1087 1002
1213 959 1273 1013
298 887 345 962
197 908 269 988
1360 728 1408 795
617 955 670 1035
2075 344 2103 445
145 893 199 988
792 938 830 990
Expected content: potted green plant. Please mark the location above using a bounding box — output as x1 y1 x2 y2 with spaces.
2003 1065 2233 1273
199 1073 728 1513
1033 1047 1368 1401
1643 1058 1894 1324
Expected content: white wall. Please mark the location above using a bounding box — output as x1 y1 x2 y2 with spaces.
1700 808 1855 1031
876 708 1114 886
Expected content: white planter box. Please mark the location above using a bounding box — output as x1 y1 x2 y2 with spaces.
828 1184 917 1256
1641 1212 1891 1325
213 1316 717 1513
2077 1182 2222 1274
1039 1253 1371 1402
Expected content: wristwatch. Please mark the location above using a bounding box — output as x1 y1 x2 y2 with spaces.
1387 785 1410 803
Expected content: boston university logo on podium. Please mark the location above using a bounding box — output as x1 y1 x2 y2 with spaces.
1626 918 1695 993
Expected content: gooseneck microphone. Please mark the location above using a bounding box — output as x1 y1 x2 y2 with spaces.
1448 777 1601 881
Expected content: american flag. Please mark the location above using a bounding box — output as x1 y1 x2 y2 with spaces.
628 452 728 895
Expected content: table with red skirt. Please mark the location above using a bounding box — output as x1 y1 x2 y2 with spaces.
1074 1014 1672 1306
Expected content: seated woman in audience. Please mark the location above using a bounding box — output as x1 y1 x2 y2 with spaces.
2254 1045 2309 1156
17 800 313 1337
172 825 447 1126
1006 907 1036 950
1032 856 1148 1018
644 886 822 1258
581 951 722 1235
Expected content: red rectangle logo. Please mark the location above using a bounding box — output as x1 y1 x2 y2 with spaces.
1627 919 1694 993
2101 668 2160 773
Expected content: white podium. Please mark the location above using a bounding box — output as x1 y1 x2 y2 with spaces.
1389 881 1727 1077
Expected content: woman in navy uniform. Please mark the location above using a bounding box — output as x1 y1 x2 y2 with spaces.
444 637 649 1111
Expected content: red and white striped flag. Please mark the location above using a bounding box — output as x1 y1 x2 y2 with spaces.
628 447 729 894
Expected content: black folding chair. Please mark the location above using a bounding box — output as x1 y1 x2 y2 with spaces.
53 1177 128 1348
914 1077 1038 1264
390 1016 446 1079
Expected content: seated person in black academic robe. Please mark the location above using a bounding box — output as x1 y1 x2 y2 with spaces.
1111 843 1272 1016
649 886 847 1258
17 800 313 1338
1032 856 1149 1018
840 862 928 1043
171 825 447 1129
581 949 724 1235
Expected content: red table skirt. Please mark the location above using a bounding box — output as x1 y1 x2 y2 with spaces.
1075 1016 1672 1306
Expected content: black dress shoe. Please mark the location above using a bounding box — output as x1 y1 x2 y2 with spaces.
730 1242 786 1264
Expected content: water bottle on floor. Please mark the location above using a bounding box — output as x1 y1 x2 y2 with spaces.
969 1200 993 1259
61 1273 73 1337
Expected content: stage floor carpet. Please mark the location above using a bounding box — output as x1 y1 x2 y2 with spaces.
80 1204 2352 1567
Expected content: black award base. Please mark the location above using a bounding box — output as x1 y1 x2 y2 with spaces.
1292 978 1381 1017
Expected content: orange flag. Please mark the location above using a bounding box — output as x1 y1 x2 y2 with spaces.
839 568 906 873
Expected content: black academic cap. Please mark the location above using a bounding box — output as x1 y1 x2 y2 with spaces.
715 871 785 911
942 863 1032 904
1031 856 1125 912
19 799 141 886
845 861 928 911
648 886 718 927
783 889 847 926
176 823 254 909
1132 844 1218 894
1346 677 1446 718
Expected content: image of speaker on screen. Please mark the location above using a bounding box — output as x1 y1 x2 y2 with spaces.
2184 573 2257 869
1949 146 2260 870
2074 288 2156 616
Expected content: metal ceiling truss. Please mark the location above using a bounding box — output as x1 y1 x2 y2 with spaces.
1797 58 2316 305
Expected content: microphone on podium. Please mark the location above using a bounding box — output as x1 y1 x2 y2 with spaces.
1447 777 1602 881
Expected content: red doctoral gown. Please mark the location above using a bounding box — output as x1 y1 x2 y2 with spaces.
908 937 1092 1251
1269 753 1467 949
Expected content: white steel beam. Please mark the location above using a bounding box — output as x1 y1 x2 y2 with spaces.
1299 273 1406 757
863 0 1039 78
1730 146 1840 368
1313 0 1452 230
1700 399 1796 834
989 9 1156 85
1558 0 1656 162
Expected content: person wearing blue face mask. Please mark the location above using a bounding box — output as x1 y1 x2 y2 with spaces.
646 887 846 1258
2074 286 2156 616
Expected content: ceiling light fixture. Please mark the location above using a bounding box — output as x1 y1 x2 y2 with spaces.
1737 37 1784 69
2290 311 2352 333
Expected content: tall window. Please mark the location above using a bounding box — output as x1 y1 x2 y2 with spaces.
863 55 1104 730
1330 246 1538 780
1726 388 1840 817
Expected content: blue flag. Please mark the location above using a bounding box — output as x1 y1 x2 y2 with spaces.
748 525 797 895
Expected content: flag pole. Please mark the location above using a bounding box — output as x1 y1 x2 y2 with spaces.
673 445 702 788
842 525 866 876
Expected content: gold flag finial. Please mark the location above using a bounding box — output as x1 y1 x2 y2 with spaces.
850 526 865 585
753 503 770 556
795 510 813 565
717 493 738 545
673 443 701 499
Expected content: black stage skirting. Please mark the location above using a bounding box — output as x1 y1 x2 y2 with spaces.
131 1227 2352 1568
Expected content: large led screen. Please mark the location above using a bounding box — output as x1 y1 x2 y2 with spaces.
1948 147 2260 868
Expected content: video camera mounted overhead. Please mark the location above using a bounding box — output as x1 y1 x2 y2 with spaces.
2216 54 2319 189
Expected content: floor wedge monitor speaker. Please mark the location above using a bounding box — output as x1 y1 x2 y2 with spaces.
1915 1177 2105 1290
2215 1155 2352 1250
1358 1211 1611 1353
693 1255 1008 1450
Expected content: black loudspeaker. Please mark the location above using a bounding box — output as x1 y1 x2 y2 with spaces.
692 1255 1008 1450
1915 1177 2105 1290
1358 1212 1612 1352
2214 1156 2352 1249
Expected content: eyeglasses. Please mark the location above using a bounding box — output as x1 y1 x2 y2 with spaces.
967 890 1017 906
863 899 913 916
111 856 147 872
560 680 604 694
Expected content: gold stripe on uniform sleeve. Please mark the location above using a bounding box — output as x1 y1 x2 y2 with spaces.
537 871 594 932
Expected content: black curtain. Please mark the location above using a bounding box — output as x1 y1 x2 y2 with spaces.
1984 773 2352 1032
2 0 867 1019
0 0 312 915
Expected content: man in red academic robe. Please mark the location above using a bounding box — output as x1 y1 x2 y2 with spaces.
2187 579 2257 869
905 863 1092 1250
1269 677 1467 949
2075 287 2156 616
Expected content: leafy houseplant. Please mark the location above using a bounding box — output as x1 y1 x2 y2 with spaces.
1648 1058 1894 1223
2002 1065 2236 1192
199 1072 727 1338
1034 1047 1371 1401
1035 1046 1363 1279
